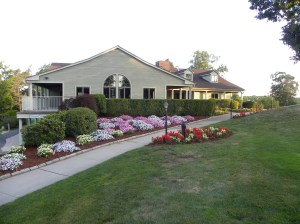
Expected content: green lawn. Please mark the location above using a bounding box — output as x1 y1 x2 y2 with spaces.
1 106 300 223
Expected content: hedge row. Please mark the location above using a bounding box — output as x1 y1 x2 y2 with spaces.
106 99 216 117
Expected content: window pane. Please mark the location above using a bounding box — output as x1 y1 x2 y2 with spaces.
104 88 109 98
104 75 116 87
119 75 130 87
125 88 130 99
84 87 90 94
110 88 116 98
143 88 149 99
150 88 155 99
119 88 125 98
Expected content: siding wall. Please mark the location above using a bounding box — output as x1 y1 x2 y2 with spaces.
34 49 188 99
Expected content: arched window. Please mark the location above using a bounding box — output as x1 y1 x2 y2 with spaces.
103 74 131 99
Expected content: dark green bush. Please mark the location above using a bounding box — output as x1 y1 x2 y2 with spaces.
72 95 98 115
59 98 75 111
59 95 98 115
93 94 107 116
243 100 256 108
22 116 65 146
62 107 97 137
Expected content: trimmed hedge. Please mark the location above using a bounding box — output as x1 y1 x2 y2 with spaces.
93 94 107 116
106 99 216 117
22 116 65 146
61 107 97 137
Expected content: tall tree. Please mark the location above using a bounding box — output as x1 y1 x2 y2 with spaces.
0 62 29 112
36 64 51 75
189 50 228 74
270 72 299 106
248 0 300 62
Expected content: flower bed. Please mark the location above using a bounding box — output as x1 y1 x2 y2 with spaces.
1 115 207 176
151 127 231 145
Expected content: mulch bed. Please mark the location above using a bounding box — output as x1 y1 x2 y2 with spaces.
0 116 208 177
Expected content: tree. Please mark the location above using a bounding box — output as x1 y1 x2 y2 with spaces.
270 72 299 106
36 64 51 75
248 0 300 62
0 61 29 112
189 50 228 74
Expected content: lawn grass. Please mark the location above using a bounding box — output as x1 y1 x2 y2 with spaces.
0 105 300 223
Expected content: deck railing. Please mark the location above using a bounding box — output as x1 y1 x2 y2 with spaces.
22 96 63 111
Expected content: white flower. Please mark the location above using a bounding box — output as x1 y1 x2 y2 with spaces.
53 140 80 153
90 130 114 141
37 144 53 157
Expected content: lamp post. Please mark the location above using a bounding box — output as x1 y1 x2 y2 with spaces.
230 96 233 119
164 101 169 135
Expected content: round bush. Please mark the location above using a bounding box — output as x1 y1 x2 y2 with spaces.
63 107 97 137
22 116 65 146
243 100 256 109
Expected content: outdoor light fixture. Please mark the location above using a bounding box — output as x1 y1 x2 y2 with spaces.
164 101 169 136
230 96 233 119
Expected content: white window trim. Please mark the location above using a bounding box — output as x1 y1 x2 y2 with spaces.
142 87 156 99
75 86 91 96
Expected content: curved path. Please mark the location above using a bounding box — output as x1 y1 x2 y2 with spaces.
0 129 19 155
0 114 231 206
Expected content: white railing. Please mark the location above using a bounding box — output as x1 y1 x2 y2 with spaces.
22 96 62 111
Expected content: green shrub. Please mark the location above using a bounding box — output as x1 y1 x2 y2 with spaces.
243 100 256 109
217 99 230 108
22 116 65 146
232 100 240 110
106 99 216 117
62 107 97 137
94 94 107 116
4 109 18 116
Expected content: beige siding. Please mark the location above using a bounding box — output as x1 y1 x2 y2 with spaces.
35 49 188 99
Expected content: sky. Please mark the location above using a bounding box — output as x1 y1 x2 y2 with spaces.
1 0 300 97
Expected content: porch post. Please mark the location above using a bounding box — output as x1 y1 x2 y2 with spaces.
189 88 192 99
29 83 33 97
205 91 207 99
179 89 182 99
171 89 174 99
19 119 23 145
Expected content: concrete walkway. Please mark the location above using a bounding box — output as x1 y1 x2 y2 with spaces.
0 114 231 206
0 129 19 155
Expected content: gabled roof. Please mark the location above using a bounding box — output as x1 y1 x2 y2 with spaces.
27 46 193 85
192 71 245 91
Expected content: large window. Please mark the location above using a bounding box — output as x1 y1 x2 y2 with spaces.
76 87 90 96
211 93 219 99
104 74 131 99
143 88 155 99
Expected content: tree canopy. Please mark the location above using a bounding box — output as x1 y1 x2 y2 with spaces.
36 64 51 75
248 0 300 62
0 61 29 112
189 50 228 74
270 72 299 106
